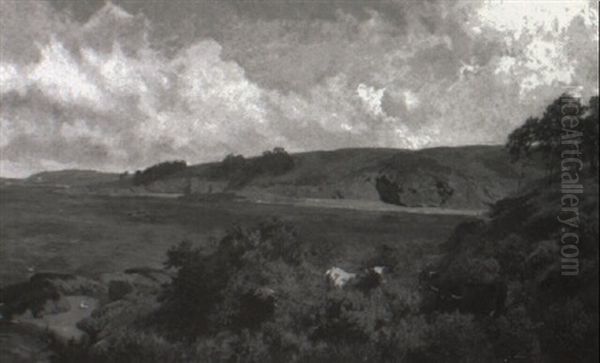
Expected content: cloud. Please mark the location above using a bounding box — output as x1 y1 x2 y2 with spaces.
357 84 385 117
476 0 597 38
0 0 598 178
30 38 107 108
0 63 28 95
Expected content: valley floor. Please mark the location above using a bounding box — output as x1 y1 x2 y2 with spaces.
0 185 474 286
0 184 476 361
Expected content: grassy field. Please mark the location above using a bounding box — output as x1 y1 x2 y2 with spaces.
0 184 473 287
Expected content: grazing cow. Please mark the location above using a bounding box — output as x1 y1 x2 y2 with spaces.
372 266 385 275
325 267 356 288
353 266 386 293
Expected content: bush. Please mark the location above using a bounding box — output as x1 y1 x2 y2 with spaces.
158 219 307 337
417 312 491 362
540 298 599 362
92 329 187 363
486 305 537 362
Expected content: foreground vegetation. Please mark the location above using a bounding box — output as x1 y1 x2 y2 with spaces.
51 169 598 363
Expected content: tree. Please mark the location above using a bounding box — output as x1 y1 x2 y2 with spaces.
156 219 309 341
258 147 294 175
132 160 187 186
506 117 539 187
220 153 246 177
582 96 599 174
506 93 599 180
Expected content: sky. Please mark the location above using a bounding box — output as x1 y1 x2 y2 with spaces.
0 0 598 178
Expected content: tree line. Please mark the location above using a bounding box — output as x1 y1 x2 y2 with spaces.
217 147 295 186
132 160 187 186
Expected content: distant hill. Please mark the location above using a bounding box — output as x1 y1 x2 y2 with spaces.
16 146 544 209
0 177 24 186
25 169 119 187
131 145 545 209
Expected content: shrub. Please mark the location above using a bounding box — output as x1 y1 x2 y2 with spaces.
540 298 599 362
486 305 537 361
158 219 307 337
417 312 491 362
93 329 187 363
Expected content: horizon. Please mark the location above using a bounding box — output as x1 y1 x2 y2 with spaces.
8 143 512 179
1 0 599 178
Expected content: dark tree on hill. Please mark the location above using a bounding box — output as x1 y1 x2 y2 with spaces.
582 95 599 173
506 116 539 188
506 116 539 163
220 153 246 177
258 147 294 175
132 160 187 186
506 93 598 179
220 148 295 188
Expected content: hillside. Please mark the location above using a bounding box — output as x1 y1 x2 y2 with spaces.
132 145 544 209
25 170 119 187
19 145 544 209
419 172 599 362
0 177 24 186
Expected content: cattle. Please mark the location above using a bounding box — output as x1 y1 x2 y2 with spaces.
325 267 356 288
353 266 386 293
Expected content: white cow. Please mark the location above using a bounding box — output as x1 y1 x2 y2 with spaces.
325 267 356 288
372 266 385 275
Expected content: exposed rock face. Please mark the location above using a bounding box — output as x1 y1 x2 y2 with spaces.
376 173 455 207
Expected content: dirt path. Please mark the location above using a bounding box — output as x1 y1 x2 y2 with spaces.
251 197 485 216
95 190 485 216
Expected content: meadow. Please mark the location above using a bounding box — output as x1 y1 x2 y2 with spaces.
0 185 472 287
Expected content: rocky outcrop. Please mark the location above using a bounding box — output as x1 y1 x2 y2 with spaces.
375 173 455 207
